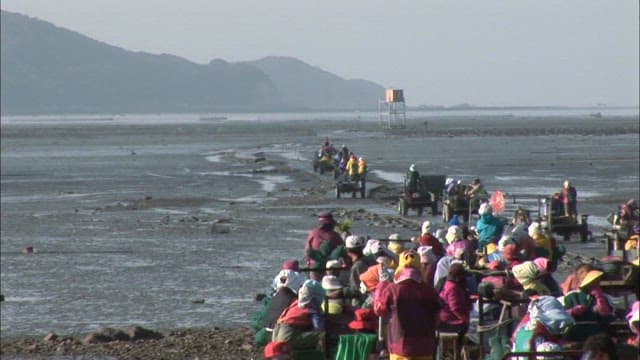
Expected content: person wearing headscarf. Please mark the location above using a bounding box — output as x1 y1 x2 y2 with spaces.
512 261 551 296
304 212 345 280
264 268 307 334
417 246 438 289
559 269 614 341
273 280 326 350
445 225 475 267
532 257 561 297
560 263 594 295
626 301 640 348
528 222 558 264
344 235 376 307
475 202 504 251
357 157 367 177
374 250 440 359
417 221 445 258
345 153 359 180
437 263 472 336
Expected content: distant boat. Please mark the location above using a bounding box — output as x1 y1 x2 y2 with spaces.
199 115 227 121
589 112 603 118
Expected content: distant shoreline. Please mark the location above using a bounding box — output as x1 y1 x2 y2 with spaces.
2 105 639 117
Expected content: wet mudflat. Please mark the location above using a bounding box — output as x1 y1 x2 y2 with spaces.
1 112 638 358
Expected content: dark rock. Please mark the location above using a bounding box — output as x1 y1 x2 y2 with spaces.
210 223 231 234
82 327 131 344
145 196 152 200
127 326 163 341
191 299 205 304
22 246 35 254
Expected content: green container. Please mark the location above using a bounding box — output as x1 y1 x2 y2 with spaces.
334 333 377 360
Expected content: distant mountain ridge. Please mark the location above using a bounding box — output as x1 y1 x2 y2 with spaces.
0 10 385 114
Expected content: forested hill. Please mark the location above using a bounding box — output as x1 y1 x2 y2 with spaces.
1 10 385 114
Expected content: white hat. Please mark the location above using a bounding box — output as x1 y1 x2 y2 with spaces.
478 203 492 216
446 225 462 244
345 235 365 249
321 275 343 290
388 233 400 241
417 246 437 264
528 222 542 238
409 164 416 172
325 259 344 269
363 239 381 256
421 221 431 235
445 177 454 186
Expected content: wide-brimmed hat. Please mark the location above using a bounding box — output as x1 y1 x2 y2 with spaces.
264 341 291 358
321 275 343 290
579 270 604 289
348 308 377 331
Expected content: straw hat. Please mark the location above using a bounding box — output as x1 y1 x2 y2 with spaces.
579 270 604 289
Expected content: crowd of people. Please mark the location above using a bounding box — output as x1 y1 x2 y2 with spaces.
318 138 367 181
253 202 640 359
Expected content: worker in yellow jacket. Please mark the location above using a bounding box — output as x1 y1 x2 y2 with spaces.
346 154 358 180
357 157 367 177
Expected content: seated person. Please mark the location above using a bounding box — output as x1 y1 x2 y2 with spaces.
476 202 504 251
438 263 472 337
272 280 326 351
559 269 614 341
512 261 551 296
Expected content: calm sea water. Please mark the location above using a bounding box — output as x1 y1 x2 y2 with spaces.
1 109 638 337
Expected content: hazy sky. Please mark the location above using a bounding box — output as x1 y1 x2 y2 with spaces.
2 1 638 107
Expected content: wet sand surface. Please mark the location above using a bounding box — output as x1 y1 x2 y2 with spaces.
1 114 638 351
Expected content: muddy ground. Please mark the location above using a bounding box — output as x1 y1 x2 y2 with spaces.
1 114 638 359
